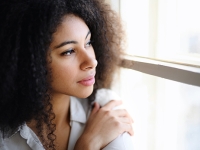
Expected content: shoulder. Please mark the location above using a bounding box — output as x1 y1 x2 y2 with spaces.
0 127 28 150
0 131 5 150
0 127 20 146
0 124 44 150
103 132 134 150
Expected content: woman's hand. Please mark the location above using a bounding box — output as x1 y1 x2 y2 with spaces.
74 100 134 150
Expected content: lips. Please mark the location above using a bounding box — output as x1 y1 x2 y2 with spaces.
78 74 95 86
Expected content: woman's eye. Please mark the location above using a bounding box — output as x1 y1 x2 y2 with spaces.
61 49 75 56
85 40 93 47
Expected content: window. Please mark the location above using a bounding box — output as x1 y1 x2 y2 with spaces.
119 0 200 66
156 0 200 66
106 0 200 150
119 68 200 150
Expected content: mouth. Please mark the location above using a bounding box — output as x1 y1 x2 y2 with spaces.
78 75 95 86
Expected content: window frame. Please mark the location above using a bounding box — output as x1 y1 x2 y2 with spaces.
121 55 200 87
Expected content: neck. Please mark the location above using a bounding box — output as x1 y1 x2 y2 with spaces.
51 93 71 127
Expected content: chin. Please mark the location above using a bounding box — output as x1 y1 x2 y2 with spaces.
76 86 94 98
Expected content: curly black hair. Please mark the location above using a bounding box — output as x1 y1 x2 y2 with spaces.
0 0 124 149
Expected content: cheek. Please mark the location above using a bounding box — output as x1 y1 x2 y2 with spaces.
48 51 79 83
49 66 75 94
51 63 74 81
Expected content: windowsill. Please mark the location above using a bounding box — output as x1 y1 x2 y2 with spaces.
120 55 200 87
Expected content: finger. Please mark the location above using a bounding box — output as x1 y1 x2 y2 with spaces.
118 117 133 124
124 111 134 123
103 100 122 110
114 109 128 117
114 109 134 123
124 124 134 136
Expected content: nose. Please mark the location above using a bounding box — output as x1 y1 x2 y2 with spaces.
80 50 98 70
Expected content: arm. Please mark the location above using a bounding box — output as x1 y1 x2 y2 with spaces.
74 101 134 150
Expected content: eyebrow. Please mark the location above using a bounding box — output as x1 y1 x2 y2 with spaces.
54 30 91 49
85 30 91 40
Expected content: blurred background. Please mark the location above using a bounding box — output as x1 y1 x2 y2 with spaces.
105 0 200 150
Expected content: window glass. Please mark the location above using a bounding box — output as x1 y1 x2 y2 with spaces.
120 0 200 66
156 0 200 65
120 0 149 57
120 68 200 150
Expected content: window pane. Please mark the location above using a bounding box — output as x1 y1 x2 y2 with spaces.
120 0 200 66
156 0 200 65
119 68 200 150
120 0 149 57
178 0 200 55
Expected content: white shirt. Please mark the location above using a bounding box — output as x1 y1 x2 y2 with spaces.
0 90 134 150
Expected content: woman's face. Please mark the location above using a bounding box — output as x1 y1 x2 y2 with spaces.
48 15 97 98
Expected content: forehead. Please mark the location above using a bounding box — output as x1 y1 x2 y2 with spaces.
53 14 89 38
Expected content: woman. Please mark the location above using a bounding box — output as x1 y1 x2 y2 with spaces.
0 0 134 149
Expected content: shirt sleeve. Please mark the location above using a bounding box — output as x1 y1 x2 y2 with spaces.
102 132 134 150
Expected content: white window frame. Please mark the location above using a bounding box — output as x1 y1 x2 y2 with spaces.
121 55 200 87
